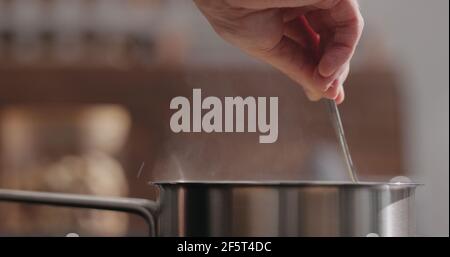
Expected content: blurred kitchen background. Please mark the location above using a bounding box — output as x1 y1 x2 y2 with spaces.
0 0 448 236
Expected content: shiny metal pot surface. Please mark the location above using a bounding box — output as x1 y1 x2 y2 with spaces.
0 181 419 237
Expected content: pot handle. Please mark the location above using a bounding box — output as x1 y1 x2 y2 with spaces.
0 189 159 236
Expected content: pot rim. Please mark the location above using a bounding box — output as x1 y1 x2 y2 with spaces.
149 180 422 187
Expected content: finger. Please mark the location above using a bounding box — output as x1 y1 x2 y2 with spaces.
323 63 349 99
336 64 350 104
335 86 345 104
312 55 347 92
299 12 337 90
304 9 333 34
338 62 351 84
304 10 334 53
283 18 313 49
323 79 341 99
290 14 349 96
226 0 323 9
255 36 323 101
287 16 334 93
317 0 364 77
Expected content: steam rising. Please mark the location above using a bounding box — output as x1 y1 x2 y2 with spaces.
150 70 348 182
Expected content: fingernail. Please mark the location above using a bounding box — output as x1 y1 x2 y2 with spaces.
314 69 339 92
319 62 336 78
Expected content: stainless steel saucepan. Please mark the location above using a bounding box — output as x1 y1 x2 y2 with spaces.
0 181 419 237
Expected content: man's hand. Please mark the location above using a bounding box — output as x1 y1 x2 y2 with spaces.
194 0 364 104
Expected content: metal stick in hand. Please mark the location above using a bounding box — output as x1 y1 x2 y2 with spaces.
298 15 359 183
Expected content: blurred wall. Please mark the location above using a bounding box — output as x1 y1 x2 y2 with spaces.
359 0 449 236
